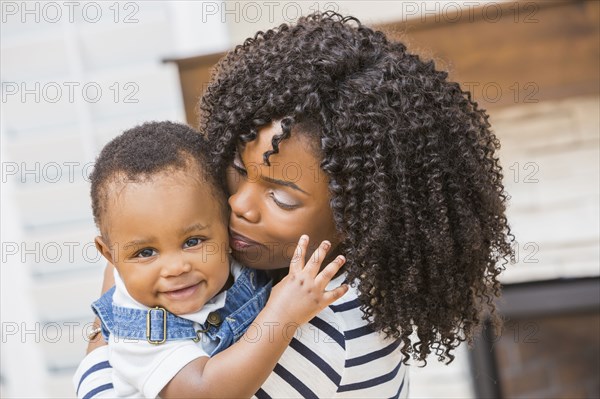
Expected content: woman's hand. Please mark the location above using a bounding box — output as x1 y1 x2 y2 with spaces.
265 235 348 326
85 262 115 354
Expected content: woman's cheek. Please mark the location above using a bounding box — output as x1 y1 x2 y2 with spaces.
282 242 298 261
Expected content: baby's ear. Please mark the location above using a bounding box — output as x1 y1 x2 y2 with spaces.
95 236 114 264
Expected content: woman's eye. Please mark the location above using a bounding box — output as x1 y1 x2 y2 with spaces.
183 237 202 248
136 248 156 258
232 162 247 177
270 192 298 210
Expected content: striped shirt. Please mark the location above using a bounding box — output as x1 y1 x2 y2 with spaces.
73 274 410 398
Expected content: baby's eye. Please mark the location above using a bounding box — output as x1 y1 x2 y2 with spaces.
183 237 203 248
136 248 157 258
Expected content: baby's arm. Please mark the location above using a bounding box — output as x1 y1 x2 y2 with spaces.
160 235 348 398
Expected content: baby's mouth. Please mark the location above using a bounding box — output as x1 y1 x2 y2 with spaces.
162 282 201 300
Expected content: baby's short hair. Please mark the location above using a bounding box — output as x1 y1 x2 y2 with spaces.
90 121 227 229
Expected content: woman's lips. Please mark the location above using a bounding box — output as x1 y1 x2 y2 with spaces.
162 283 200 300
229 229 264 251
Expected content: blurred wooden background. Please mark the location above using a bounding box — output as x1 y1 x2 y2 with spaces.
167 0 599 126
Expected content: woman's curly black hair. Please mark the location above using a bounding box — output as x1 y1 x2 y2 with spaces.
200 11 515 366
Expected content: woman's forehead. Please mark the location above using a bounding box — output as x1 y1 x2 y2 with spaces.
239 121 321 165
238 122 329 195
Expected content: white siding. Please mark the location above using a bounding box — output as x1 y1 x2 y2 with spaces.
1 2 228 396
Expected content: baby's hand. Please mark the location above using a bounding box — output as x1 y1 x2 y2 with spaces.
265 235 348 326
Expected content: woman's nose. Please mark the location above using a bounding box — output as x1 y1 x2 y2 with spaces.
228 185 260 224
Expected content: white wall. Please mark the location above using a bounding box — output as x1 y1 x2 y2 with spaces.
493 95 599 284
0 2 228 396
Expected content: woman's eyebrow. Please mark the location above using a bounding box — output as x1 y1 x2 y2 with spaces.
260 174 309 195
235 146 310 195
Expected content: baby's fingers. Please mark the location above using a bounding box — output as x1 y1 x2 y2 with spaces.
304 240 331 277
315 255 346 289
322 284 349 306
289 235 308 273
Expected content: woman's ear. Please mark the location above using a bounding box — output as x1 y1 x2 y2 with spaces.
95 236 114 265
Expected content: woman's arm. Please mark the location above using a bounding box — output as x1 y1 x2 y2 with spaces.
86 262 115 354
160 237 348 398
73 262 117 398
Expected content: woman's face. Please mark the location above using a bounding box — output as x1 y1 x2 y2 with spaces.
226 121 340 270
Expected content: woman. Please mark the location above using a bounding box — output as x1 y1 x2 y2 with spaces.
75 11 513 398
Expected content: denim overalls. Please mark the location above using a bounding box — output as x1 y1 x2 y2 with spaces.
91 266 272 356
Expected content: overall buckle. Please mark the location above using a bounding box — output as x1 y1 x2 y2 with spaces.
146 307 167 344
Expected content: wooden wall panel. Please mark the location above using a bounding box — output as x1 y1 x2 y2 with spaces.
166 0 600 126
380 0 600 110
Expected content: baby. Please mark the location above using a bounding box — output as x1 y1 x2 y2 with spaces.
87 121 348 397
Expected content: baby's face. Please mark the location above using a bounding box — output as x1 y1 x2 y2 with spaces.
99 169 230 315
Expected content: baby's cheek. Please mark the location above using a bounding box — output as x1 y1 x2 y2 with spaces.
210 257 232 287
